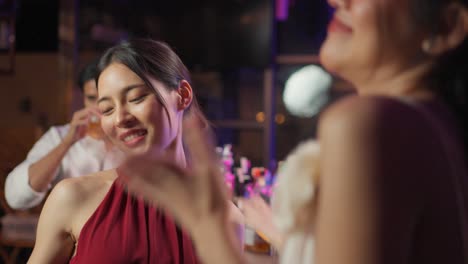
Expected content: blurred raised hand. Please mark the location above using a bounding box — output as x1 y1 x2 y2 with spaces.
119 115 245 264
238 195 284 250
119 115 227 228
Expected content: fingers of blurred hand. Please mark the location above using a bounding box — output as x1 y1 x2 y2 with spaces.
183 115 216 168
251 195 271 211
237 196 272 230
72 121 88 137
74 119 89 127
184 117 224 186
239 196 266 211
63 120 88 144
77 125 88 138
183 115 227 209
71 108 91 122
87 107 101 116
70 108 101 127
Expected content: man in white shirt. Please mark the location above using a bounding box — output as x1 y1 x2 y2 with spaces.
4 61 123 210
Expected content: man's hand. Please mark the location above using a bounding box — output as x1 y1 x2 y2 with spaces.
63 107 100 145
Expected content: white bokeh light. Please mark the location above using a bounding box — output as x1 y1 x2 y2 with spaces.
283 65 332 118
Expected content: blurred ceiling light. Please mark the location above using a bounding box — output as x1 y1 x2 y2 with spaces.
283 64 332 118
256 112 265 123
275 113 286 124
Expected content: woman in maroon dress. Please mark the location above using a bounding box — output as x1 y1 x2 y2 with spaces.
119 0 468 263
28 39 243 264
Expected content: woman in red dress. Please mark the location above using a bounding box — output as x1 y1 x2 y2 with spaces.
28 39 243 264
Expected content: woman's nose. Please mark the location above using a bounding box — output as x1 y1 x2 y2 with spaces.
115 107 136 128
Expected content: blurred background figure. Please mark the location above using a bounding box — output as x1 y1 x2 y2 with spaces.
4 60 123 210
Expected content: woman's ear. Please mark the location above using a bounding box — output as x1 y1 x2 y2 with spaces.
423 3 468 56
177 80 193 111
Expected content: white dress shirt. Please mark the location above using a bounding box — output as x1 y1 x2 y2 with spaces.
5 124 123 210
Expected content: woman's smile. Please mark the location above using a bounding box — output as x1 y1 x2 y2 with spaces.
119 129 148 147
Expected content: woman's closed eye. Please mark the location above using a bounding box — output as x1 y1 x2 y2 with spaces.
99 106 114 116
129 94 148 103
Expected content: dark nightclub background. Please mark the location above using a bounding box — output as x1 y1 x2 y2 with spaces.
0 2 351 261
3 0 350 173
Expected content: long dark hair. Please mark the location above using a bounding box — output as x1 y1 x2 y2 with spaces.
411 0 468 153
96 38 208 128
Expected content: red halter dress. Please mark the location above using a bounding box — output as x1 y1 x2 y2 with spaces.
69 174 200 264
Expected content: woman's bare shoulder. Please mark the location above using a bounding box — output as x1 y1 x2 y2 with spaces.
322 95 415 123
318 95 431 141
47 169 118 212
317 95 440 197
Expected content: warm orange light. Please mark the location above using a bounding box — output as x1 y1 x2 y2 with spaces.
256 112 265 123
275 114 286 124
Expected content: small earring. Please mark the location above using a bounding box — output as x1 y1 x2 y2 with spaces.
422 38 434 53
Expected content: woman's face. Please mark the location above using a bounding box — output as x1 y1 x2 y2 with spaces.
97 63 181 156
319 0 425 89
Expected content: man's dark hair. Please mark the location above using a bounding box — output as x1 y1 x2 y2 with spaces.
77 60 99 92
